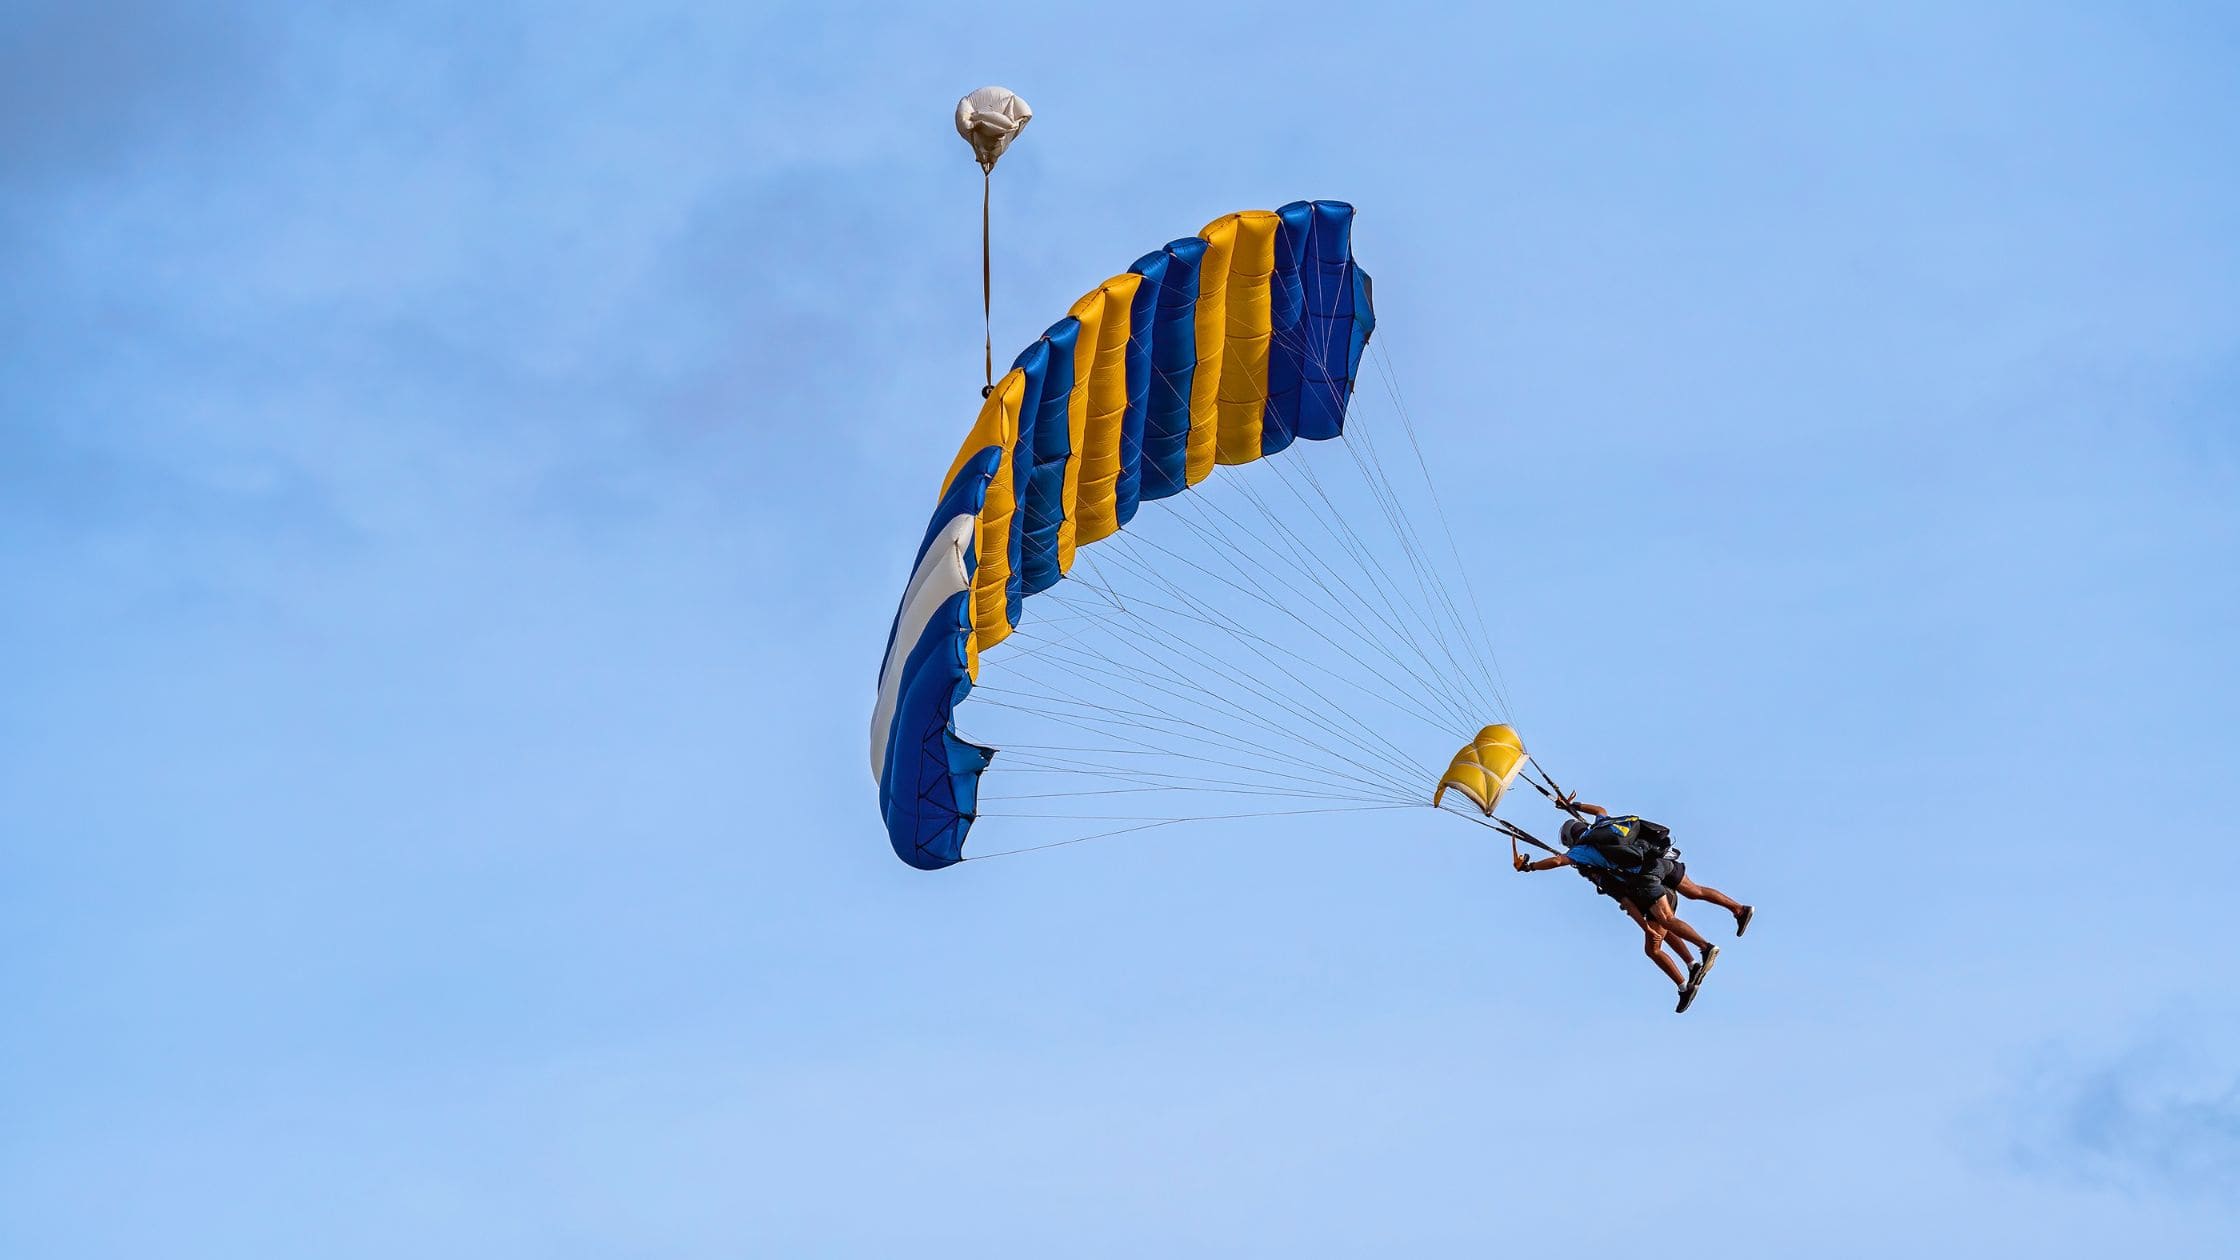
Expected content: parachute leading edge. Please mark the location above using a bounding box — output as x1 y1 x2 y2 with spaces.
1433 724 1529 816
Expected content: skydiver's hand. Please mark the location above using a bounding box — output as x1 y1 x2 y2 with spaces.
1513 852 1530 872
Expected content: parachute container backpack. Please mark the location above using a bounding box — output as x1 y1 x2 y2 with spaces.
869 201 1377 869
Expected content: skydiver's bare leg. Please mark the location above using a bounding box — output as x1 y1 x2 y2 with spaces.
1646 898 1713 953
1623 900 1691 988
1673 875 1748 928
1621 897 1694 962
1642 930 1689 988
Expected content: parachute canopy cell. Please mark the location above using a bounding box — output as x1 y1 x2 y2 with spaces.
1433 724 1529 816
955 86 1032 172
870 201 1376 869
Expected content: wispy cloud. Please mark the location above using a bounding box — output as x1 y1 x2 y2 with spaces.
2007 1022 2240 1199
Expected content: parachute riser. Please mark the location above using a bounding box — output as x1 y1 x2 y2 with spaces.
1494 816 1562 857
1521 757 1585 821
1435 798 1563 858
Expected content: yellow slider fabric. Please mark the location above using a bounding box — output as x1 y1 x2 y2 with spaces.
1432 724 1529 816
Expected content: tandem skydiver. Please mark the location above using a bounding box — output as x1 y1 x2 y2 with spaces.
1513 796 1755 1013
1563 796 1755 934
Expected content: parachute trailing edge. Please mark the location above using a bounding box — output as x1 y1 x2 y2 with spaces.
871 201 1376 869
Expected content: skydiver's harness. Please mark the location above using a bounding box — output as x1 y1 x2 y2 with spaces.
1570 816 1677 872
1486 764 1679 905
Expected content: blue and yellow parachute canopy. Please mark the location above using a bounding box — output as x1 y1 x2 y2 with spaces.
870 201 1375 869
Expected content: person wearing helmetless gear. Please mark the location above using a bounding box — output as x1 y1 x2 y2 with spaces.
1514 795 1755 1013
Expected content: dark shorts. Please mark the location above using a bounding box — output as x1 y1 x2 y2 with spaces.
1617 857 1687 914
1581 866 1665 915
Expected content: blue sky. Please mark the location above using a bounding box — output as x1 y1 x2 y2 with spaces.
4 2 2237 1256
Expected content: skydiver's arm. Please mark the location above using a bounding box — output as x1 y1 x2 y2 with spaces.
1555 791 1609 818
1515 854 1574 873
